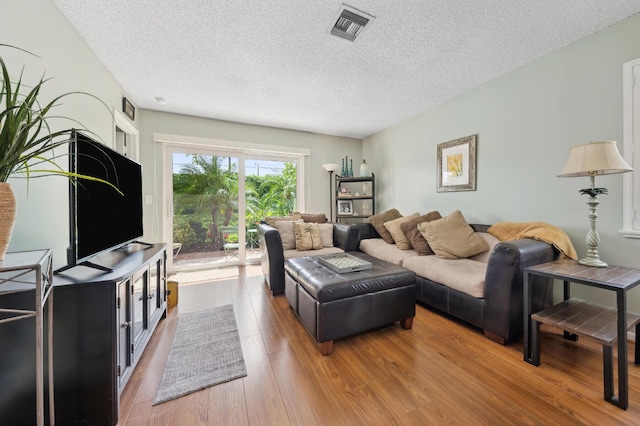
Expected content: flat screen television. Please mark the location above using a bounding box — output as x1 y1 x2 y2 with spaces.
56 130 144 273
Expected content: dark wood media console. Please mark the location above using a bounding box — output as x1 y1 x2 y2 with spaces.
52 242 167 425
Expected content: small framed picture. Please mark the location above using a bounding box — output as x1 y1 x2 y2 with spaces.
338 200 353 215
437 134 477 192
122 97 135 120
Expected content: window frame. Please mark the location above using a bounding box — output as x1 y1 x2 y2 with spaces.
621 58 640 238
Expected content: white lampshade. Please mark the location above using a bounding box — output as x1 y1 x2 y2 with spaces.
558 141 633 177
322 163 340 172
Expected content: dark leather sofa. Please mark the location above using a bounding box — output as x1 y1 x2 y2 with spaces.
258 222 360 295
355 223 556 344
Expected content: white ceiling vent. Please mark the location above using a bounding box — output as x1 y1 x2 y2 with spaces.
330 4 375 42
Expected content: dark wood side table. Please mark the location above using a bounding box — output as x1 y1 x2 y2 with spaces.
523 259 640 410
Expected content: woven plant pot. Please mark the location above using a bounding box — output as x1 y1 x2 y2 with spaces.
0 183 17 260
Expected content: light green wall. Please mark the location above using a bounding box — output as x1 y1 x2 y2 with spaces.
138 110 362 244
3 0 136 268
364 13 640 310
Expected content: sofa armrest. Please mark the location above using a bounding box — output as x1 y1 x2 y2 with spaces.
354 223 380 243
333 223 360 252
483 238 555 342
258 223 285 295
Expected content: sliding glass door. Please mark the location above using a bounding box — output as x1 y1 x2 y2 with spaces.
167 146 300 272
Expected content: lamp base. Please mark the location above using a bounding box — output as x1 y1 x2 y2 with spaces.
578 256 608 268
578 190 608 268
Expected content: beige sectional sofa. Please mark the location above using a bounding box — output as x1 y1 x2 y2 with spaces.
355 209 564 344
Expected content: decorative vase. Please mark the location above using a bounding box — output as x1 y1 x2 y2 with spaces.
0 183 17 260
349 159 353 177
341 158 345 176
360 159 370 177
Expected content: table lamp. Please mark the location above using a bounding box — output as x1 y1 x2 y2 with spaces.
558 141 633 267
322 163 339 222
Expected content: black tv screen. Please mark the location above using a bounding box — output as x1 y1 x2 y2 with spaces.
67 130 143 267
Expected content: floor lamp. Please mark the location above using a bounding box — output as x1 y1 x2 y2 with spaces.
322 163 339 222
558 141 633 267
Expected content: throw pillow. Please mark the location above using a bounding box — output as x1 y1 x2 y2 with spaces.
400 211 442 255
417 210 489 259
301 213 327 223
369 208 402 244
318 223 334 247
469 232 501 263
384 213 420 250
294 222 323 250
275 219 303 250
264 212 301 227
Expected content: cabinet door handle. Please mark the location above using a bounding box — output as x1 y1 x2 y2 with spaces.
121 321 131 329
148 293 155 300
138 295 144 301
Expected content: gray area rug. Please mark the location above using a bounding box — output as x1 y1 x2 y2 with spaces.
153 304 247 405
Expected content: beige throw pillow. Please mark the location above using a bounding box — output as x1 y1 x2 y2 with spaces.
417 210 489 259
318 223 334 247
294 222 323 250
275 219 303 250
400 211 442 255
369 208 403 244
264 212 302 227
384 213 419 250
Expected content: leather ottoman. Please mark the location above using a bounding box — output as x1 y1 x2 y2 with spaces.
284 252 416 355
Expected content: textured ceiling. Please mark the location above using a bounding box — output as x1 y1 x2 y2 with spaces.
52 1 640 139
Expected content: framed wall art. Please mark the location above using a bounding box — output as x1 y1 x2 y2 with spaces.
436 134 477 192
122 97 135 120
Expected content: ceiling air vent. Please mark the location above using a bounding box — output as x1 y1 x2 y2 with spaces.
330 5 375 42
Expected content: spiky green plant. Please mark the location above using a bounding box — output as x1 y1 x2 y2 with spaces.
0 45 121 193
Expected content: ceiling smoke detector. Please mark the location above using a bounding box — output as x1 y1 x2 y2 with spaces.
330 4 375 42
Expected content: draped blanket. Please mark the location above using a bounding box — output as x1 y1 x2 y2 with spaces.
487 222 577 260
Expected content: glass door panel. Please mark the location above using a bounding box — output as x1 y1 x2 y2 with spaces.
172 152 242 269
131 268 147 348
244 158 297 263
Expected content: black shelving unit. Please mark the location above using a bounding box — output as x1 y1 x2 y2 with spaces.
335 173 375 222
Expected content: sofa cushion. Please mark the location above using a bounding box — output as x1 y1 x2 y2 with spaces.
400 211 442 255
359 238 418 265
318 223 334 247
264 212 302 227
275 219 304 250
469 232 500 263
417 210 489 259
369 208 403 244
301 213 327 223
294 222 323 250
402 256 487 298
384 213 419 249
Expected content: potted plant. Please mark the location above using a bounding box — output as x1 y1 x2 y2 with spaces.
0 45 119 259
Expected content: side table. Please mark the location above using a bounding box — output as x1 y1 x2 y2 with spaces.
0 250 54 425
523 259 640 410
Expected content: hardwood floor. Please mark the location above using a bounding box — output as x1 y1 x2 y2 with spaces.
118 265 640 425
